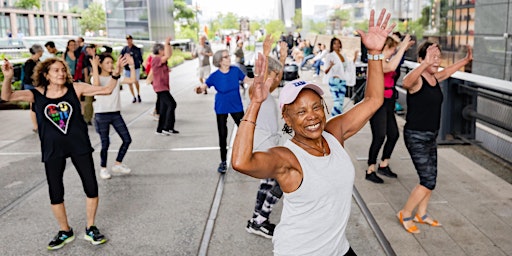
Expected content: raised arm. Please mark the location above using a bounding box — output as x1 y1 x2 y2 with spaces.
402 44 439 91
160 37 173 64
1 59 34 102
91 55 101 87
326 8 395 143
383 34 414 73
119 54 136 84
232 53 287 179
435 45 472 82
76 55 129 96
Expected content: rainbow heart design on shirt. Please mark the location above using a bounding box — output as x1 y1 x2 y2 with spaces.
44 101 73 134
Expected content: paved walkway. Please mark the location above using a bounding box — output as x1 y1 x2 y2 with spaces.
0 47 511 255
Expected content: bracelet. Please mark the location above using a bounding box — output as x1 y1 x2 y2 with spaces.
111 75 121 80
367 53 384 61
129 65 135 68
241 119 256 126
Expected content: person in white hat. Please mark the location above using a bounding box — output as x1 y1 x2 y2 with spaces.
231 9 394 255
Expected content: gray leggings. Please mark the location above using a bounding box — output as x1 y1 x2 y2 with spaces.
403 129 438 190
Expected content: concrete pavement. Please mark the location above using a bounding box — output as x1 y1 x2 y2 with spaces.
0 45 511 255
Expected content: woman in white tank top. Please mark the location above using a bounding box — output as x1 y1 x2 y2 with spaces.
231 9 394 256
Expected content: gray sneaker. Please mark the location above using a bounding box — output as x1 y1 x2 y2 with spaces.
112 164 131 174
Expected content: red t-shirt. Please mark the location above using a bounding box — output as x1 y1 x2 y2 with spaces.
145 55 153 74
151 56 169 92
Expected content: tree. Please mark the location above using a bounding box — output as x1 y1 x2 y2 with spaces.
170 0 197 30
265 20 285 42
79 2 106 34
220 12 239 30
14 0 40 9
292 9 302 29
307 19 327 34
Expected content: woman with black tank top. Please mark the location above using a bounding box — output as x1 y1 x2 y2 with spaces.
1 56 129 250
396 42 472 234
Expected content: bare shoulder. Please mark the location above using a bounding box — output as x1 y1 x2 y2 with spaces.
268 146 304 193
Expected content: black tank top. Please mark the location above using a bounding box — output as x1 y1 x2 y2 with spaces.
31 84 93 162
404 76 444 132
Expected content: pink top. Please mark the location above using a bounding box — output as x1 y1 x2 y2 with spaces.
151 56 169 92
384 71 396 99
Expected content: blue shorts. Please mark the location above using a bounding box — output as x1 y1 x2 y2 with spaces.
124 68 141 81
403 129 438 190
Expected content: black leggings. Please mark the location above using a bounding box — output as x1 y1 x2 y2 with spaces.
216 112 244 162
368 98 399 165
44 153 98 205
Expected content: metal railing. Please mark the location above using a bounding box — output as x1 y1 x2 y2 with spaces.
397 61 512 161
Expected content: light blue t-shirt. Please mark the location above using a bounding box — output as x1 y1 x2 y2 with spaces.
205 66 245 114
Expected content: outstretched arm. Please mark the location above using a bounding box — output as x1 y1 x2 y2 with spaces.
436 45 472 82
1 59 34 102
326 8 395 143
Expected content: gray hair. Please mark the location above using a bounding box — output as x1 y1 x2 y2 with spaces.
212 50 228 68
29 44 44 55
152 43 164 55
267 57 283 74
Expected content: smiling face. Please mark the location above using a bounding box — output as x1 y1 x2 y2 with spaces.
45 61 69 86
283 89 326 140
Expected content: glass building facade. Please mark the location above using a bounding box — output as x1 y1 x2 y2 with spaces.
105 0 150 40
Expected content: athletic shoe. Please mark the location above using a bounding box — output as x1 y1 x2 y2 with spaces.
365 171 384 183
84 226 107 245
162 129 179 135
246 219 275 239
377 166 398 178
155 131 170 136
99 168 111 179
47 228 75 250
112 164 131 174
132 97 137 103
217 161 227 174
137 95 142 103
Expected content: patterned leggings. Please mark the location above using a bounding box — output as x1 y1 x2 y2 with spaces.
252 179 282 220
329 77 347 116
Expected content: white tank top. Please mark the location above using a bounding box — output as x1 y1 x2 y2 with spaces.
92 75 121 113
273 131 355 256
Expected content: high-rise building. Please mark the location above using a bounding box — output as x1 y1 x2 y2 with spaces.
0 0 81 40
104 0 174 41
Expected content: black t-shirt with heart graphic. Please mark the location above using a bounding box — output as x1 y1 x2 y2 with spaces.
31 84 93 162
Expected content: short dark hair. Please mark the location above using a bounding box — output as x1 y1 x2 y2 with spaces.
417 41 441 60
44 41 55 48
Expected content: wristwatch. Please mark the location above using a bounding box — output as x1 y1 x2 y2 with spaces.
367 53 384 61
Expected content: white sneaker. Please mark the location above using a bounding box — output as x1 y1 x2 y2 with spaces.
112 164 131 174
99 168 111 179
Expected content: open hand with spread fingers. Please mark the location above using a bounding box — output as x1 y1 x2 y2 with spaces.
357 9 396 52
250 53 272 104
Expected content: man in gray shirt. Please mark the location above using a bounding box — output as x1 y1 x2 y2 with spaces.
194 35 212 94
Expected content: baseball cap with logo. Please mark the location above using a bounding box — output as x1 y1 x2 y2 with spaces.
278 80 324 110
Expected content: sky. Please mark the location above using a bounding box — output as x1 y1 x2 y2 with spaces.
194 0 277 21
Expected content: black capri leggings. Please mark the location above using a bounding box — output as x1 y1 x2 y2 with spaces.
216 111 244 162
44 153 98 205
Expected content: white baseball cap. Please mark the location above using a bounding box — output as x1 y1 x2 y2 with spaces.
279 80 324 110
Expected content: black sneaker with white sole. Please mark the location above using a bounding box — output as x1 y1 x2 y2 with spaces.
377 166 398 178
245 219 276 239
84 226 107 245
47 228 75 250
